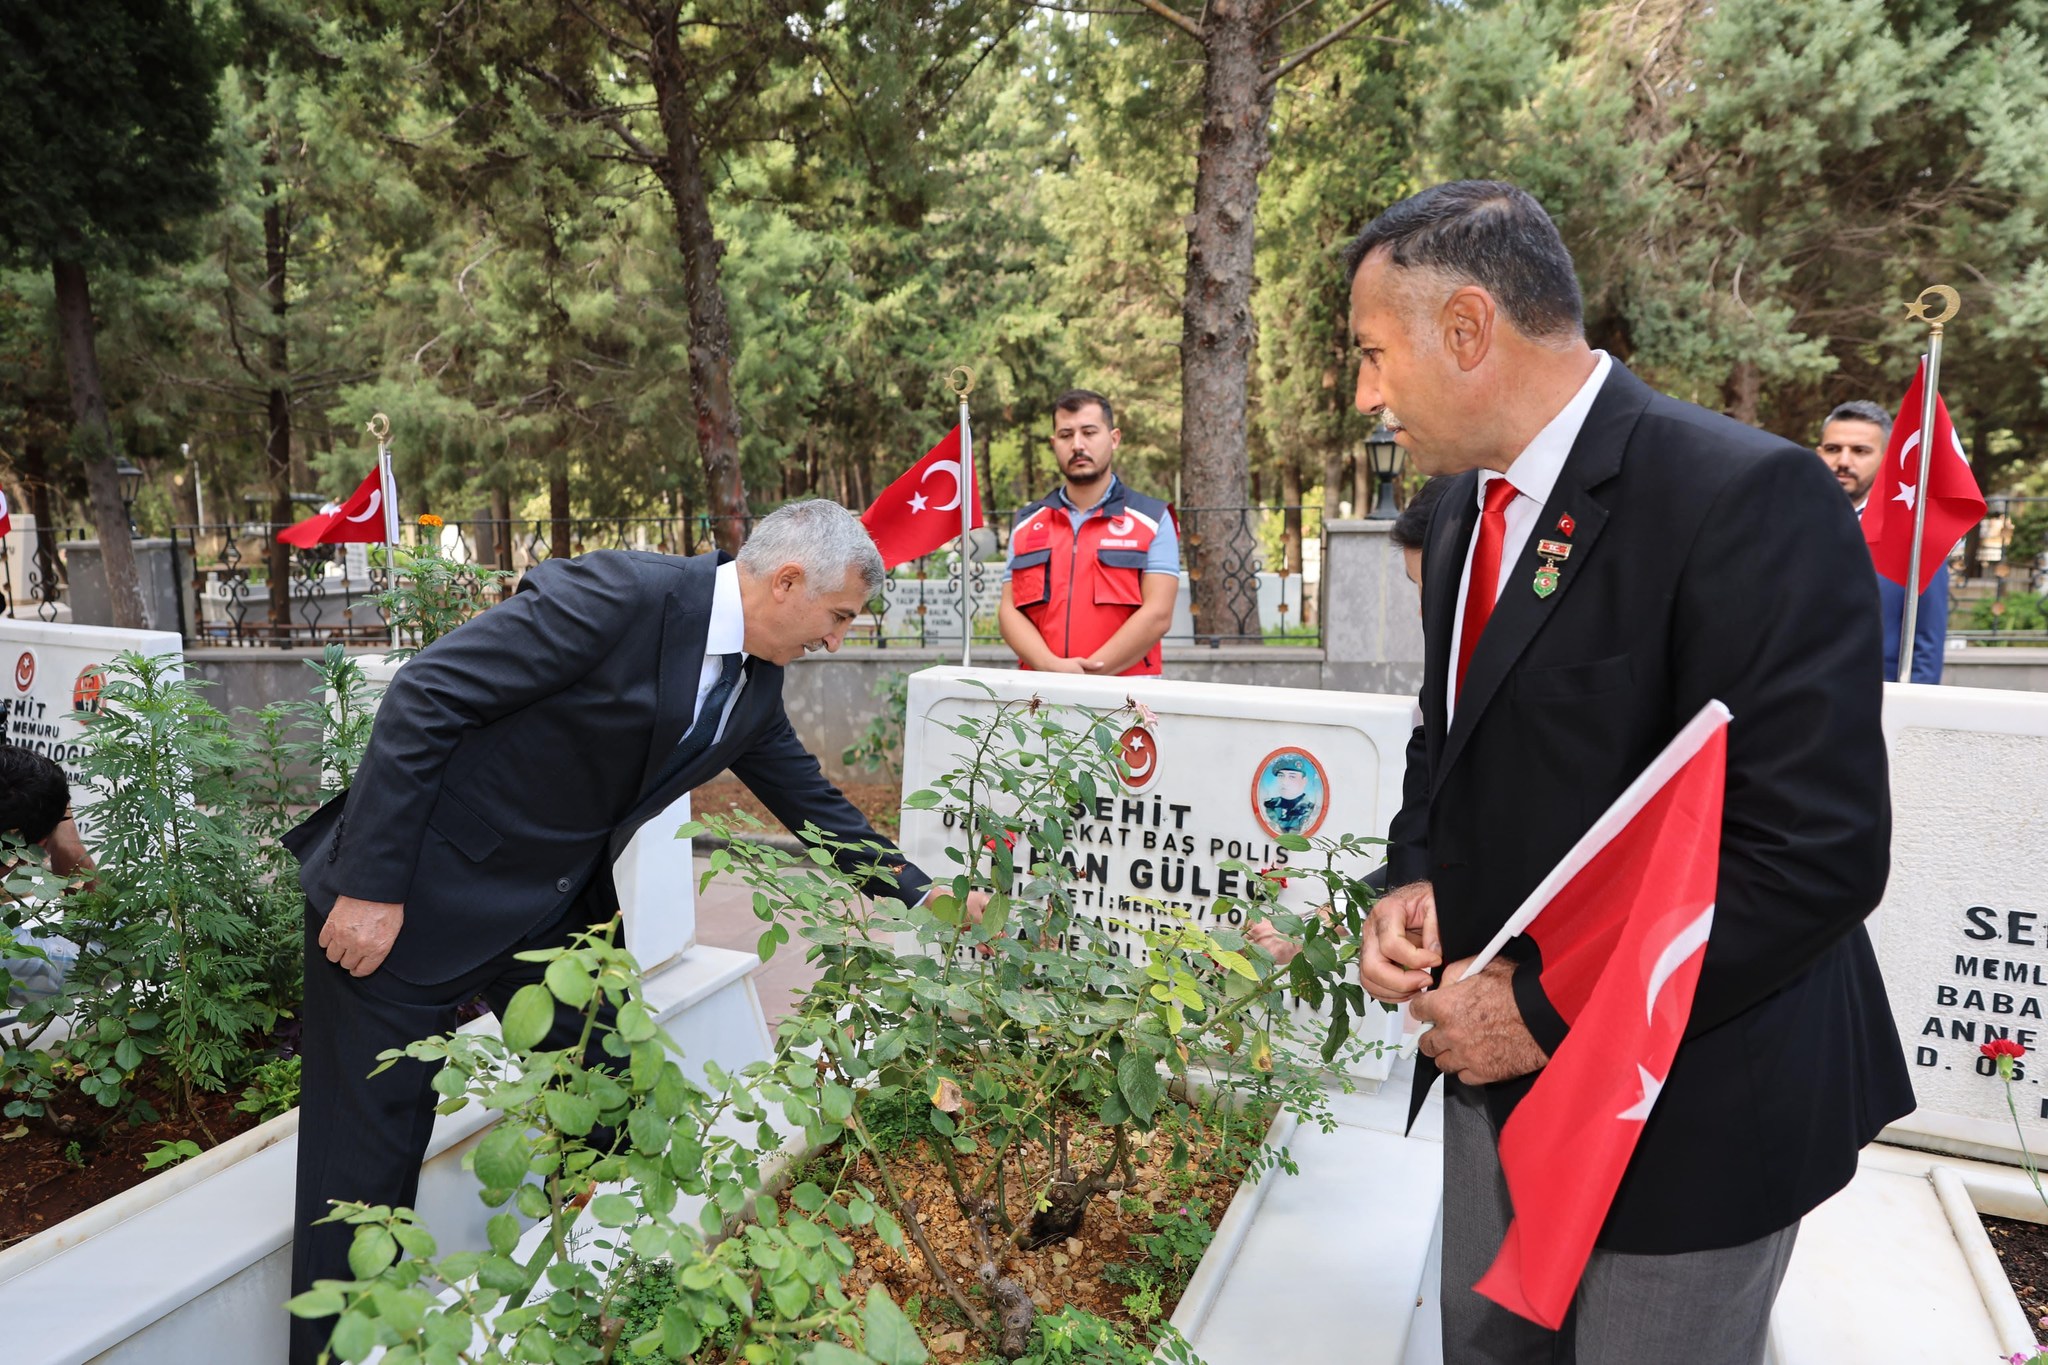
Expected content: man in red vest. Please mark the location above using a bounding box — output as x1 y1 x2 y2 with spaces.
998 389 1180 676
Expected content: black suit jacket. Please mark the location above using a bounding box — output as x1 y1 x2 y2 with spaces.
1392 363 1913 1254
283 550 928 985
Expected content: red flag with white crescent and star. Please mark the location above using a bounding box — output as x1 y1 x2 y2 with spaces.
277 466 391 547
1862 357 1985 595
0 487 12 539
1470 701 1729 1329
861 425 984 570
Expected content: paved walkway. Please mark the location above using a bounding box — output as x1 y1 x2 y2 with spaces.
688 854 823 1025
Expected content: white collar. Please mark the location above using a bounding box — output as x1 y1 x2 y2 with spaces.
1478 350 1612 507
709 560 747 659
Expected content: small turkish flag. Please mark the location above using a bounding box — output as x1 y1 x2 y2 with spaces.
277 467 390 547
1862 358 1985 595
0 487 12 539
861 425 983 569
1470 701 1729 1329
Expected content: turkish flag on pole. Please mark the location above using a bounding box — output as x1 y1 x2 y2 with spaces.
861 425 983 569
1862 358 1985 595
277 466 391 547
1465 701 1731 1329
0 487 12 539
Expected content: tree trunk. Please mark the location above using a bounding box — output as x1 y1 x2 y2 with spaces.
1178 2 1275 643
1281 448 1302 575
50 258 146 630
1726 359 1761 428
263 178 294 631
648 22 749 553
1351 451 1369 520
549 451 572 561
491 483 514 573
23 437 60 610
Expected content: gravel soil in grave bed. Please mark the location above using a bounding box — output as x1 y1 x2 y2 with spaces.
1984 1213 2048 1344
696 778 901 841
769 1100 1272 1364
0 1060 266 1250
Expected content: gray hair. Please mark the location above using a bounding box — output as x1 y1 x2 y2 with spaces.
736 499 885 598
1823 400 1892 440
1343 180 1585 341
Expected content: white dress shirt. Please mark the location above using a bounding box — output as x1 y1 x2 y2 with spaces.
686 560 749 746
1446 350 1613 722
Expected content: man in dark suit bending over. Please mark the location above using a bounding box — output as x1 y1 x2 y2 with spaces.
284 499 981 1364
1348 182 1911 1363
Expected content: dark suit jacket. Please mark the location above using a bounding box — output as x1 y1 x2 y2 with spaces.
1391 362 1913 1254
283 550 928 985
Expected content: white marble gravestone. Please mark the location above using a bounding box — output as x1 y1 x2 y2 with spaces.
0 618 185 836
1872 682 2048 1164
898 666 1415 1081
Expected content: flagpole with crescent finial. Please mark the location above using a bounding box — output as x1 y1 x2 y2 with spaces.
1899 284 1960 684
368 412 399 649
949 368 976 668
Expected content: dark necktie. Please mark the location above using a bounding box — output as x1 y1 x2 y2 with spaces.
1456 478 1520 696
670 653 744 777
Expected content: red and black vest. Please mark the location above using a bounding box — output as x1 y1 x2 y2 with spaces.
1008 481 1173 677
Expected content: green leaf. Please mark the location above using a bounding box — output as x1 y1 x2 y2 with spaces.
862 1284 928 1365
904 789 940 809
1275 833 1312 851
543 1089 600 1136
348 1225 399 1279
791 1182 828 1213
500 984 557 1052
474 1127 530 1190
821 1083 855 1125
1117 1051 1162 1124
544 956 595 1008
285 1287 347 1319
113 1037 143 1071
330 1309 378 1362
487 1212 520 1254
587 1192 636 1226
804 1344 871 1365
615 1000 657 1043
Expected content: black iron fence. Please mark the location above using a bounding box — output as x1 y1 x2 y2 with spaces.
1953 494 2048 644
0 505 1325 649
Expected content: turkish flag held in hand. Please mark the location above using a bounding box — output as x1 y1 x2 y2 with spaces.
1471 701 1730 1329
277 467 389 547
1862 358 1985 595
861 425 983 569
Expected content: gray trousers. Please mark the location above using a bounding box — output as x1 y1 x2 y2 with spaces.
1442 1080 1798 1365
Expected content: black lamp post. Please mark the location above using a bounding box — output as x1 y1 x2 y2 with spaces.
1366 426 1404 519
115 458 144 534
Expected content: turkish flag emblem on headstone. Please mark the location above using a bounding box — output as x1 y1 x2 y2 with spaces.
1468 701 1730 1328
861 425 983 569
1862 358 1985 595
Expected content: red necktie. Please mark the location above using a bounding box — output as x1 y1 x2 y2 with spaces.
1456 477 1520 695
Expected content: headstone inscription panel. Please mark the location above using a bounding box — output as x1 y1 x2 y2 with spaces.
897 666 1416 1082
1873 683 2048 1164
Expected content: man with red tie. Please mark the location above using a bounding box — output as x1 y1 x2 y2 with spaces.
1345 182 1910 1363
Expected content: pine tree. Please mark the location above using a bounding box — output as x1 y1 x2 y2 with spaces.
0 0 227 628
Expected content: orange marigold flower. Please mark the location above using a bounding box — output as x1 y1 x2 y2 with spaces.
418 513 444 529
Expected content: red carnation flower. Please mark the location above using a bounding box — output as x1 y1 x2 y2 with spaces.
1983 1039 2028 1061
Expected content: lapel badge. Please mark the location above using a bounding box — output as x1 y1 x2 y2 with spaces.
1532 538 1570 599
1556 512 1576 537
